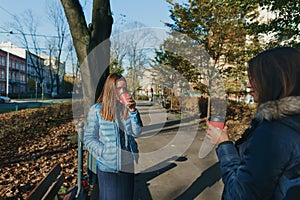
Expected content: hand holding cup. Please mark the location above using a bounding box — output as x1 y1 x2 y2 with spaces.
119 92 136 112
206 115 229 145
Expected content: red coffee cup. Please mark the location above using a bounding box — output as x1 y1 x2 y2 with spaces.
209 115 226 129
119 92 131 107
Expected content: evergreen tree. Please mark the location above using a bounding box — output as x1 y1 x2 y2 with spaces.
157 0 258 100
247 0 300 48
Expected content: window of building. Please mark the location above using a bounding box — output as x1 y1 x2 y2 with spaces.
0 70 5 79
20 74 24 82
0 56 5 66
0 84 5 92
14 86 19 93
15 73 19 81
20 85 25 92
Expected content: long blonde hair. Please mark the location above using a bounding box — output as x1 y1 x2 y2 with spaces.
96 73 128 121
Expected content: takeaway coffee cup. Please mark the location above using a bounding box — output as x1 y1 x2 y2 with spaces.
199 115 226 159
119 92 131 107
208 115 226 129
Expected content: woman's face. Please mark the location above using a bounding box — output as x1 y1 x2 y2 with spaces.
116 79 127 98
246 80 258 102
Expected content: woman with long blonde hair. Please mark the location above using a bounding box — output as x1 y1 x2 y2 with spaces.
84 73 143 200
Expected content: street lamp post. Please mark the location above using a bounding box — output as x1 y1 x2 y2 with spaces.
41 82 44 100
6 52 9 97
35 81 38 101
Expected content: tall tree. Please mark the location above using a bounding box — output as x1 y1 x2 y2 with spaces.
46 44 55 95
247 0 300 48
60 0 113 116
110 21 158 97
10 10 45 93
154 32 207 94
162 0 257 98
47 0 69 96
166 0 253 63
159 0 258 115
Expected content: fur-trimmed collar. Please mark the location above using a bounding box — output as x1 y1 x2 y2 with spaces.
256 96 300 121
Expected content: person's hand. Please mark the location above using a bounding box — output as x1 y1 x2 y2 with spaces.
206 121 229 146
127 96 136 112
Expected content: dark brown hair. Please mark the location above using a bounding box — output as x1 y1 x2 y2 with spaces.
247 46 300 104
96 73 127 121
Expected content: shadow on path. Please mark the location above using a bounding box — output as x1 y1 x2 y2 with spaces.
141 115 199 137
175 162 222 200
134 156 187 200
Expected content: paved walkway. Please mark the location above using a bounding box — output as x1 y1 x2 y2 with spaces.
134 101 223 200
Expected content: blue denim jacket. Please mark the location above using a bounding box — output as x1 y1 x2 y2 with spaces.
84 103 143 172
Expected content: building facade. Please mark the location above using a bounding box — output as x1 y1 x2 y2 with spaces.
0 42 52 97
0 49 26 96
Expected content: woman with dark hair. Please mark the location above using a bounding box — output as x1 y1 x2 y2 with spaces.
84 73 143 200
206 47 300 199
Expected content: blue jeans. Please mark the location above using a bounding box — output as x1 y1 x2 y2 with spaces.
97 168 135 200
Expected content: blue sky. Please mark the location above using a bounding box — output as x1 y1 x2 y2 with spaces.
112 0 174 27
0 0 182 73
0 0 175 42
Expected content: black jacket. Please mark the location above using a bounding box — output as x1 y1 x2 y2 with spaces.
216 96 300 200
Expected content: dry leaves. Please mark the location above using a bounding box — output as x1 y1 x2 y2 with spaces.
0 102 86 199
226 101 256 140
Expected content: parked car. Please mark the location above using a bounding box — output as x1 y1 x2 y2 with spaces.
0 95 11 103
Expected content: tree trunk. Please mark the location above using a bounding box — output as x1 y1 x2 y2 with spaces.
61 1 113 198
88 0 113 102
60 0 113 116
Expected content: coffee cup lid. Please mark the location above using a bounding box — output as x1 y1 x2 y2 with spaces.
209 115 226 122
